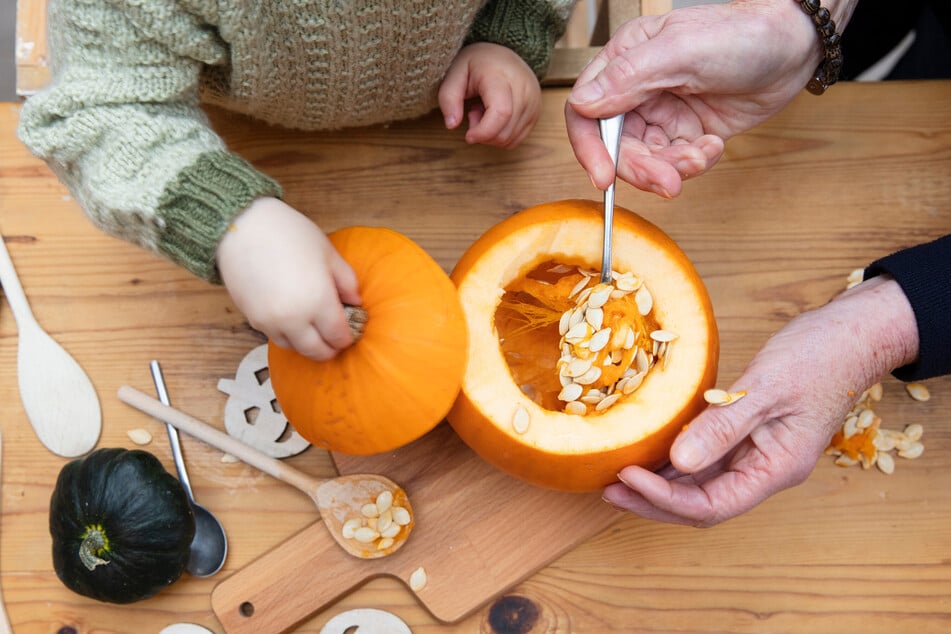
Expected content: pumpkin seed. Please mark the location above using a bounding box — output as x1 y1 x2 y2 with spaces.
380 523 401 539
342 518 361 539
353 527 381 544
903 423 923 441
898 441 924 459
409 566 428 591
595 393 621 411
126 428 152 445
876 451 895 474
905 382 930 401
868 382 883 401
558 383 583 403
392 506 412 526
703 389 731 405
634 286 653 315
650 329 677 343
586 284 613 309
512 405 531 433
564 401 587 415
584 307 604 330
588 328 612 352
220 453 240 464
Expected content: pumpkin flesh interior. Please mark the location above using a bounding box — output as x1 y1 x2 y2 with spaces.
496 261 661 413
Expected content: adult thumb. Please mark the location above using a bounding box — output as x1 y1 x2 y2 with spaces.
670 389 762 473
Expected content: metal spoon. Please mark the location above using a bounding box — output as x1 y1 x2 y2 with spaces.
117 385 415 560
150 360 228 577
598 113 625 284
0 231 101 457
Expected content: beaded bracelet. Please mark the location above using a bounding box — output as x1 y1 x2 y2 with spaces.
796 0 844 95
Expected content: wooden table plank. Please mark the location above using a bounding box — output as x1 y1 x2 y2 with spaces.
0 79 949 633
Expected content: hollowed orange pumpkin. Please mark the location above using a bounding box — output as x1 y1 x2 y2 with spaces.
447 199 718 492
268 226 467 455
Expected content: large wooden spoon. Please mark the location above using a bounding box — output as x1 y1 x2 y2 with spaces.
0 233 100 457
117 386 414 559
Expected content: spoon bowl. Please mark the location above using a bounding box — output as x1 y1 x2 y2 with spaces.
0 233 101 457
117 385 414 559
150 361 228 577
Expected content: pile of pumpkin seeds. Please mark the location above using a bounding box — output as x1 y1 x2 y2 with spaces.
825 268 928 474
553 266 674 416
340 489 412 552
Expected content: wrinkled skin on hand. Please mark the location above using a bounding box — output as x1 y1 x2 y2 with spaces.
603 277 919 527
565 1 828 196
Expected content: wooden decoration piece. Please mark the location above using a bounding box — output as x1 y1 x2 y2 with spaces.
217 345 310 458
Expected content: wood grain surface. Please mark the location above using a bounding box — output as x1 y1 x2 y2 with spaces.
0 80 949 633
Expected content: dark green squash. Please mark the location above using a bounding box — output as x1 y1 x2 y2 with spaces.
49 447 196 604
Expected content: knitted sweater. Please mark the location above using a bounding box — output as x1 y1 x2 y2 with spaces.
18 0 573 282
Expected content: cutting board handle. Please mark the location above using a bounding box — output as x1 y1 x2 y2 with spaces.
212 521 392 633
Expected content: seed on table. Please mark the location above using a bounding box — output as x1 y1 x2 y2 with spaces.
835 454 858 467
843 416 859 439
868 382 883 401
903 423 924 441
857 409 876 429
127 428 152 445
905 382 930 401
876 451 895 474
898 441 924 459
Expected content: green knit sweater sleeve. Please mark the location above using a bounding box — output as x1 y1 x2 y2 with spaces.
466 0 576 77
16 0 281 283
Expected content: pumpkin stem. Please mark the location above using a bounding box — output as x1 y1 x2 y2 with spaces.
344 304 368 341
78 527 111 571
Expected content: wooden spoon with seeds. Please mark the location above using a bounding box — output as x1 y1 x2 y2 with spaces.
117 386 414 559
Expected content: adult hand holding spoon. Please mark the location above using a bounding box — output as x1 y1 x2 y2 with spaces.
150 361 228 577
0 231 100 457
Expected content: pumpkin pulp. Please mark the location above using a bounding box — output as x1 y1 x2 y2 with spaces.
497 261 660 413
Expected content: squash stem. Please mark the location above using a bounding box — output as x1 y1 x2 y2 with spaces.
78 527 111 571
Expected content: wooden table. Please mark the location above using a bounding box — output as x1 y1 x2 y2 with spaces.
0 80 949 633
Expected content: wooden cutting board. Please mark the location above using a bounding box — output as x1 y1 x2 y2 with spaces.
210 422 623 632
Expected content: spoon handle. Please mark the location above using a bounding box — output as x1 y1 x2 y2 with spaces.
598 114 625 284
150 360 196 502
117 385 324 497
0 232 39 330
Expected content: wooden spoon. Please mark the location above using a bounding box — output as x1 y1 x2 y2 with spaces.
0 428 13 634
117 386 414 560
0 234 100 457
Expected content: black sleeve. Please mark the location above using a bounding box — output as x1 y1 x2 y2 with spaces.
864 234 951 381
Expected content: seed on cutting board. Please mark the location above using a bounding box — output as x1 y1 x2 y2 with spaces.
126 428 152 445
220 453 240 463
905 382 930 401
409 566 428 591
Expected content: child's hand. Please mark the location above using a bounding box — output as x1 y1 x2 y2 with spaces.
439 42 542 149
216 197 361 361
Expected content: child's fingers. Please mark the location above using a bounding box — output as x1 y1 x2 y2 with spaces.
437 66 470 129
465 83 513 145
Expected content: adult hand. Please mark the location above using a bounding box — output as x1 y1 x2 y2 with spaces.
603 276 919 526
216 197 361 361
566 1 827 196
439 42 542 149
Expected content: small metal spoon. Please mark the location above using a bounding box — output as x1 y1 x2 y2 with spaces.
150 360 228 577
598 113 625 284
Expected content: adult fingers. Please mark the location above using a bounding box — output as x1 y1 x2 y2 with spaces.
670 383 769 474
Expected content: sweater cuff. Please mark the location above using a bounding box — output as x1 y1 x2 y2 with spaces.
466 0 569 77
863 234 951 381
156 151 283 283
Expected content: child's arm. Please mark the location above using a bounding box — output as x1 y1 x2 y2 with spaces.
17 0 357 359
